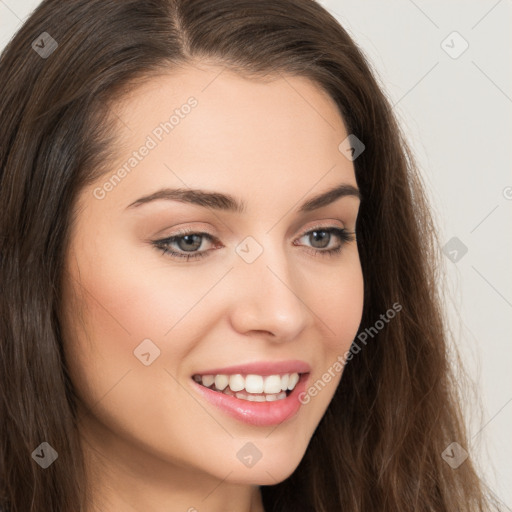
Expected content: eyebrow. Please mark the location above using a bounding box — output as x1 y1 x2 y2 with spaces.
126 183 361 213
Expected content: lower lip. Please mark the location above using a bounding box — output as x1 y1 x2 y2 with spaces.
191 374 310 427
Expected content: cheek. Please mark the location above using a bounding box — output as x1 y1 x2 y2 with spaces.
309 253 364 351
59 239 191 406
60 245 227 452
60 232 239 429
297 254 364 413
64 228 219 348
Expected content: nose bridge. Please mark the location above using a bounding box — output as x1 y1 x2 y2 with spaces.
228 233 311 339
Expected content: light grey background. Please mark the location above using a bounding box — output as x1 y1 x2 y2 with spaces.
1 0 510 506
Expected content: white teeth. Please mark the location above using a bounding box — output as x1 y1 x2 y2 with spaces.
245 374 264 394
202 375 215 387
263 375 282 394
229 374 245 392
214 374 229 391
287 372 299 390
195 371 302 397
246 394 266 402
234 390 287 402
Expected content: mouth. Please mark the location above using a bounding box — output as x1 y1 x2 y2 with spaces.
192 372 302 402
190 361 311 426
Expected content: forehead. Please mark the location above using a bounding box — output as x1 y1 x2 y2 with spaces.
83 62 357 215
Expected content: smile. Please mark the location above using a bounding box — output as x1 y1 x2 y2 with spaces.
192 372 301 402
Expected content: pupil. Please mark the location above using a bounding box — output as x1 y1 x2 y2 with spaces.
311 230 329 249
179 234 202 251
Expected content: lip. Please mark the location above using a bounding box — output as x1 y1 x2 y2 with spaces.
191 371 310 427
192 360 311 377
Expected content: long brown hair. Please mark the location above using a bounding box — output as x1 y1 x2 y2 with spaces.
0 0 502 510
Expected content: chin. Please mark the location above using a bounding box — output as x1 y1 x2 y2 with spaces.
210 438 309 486
226 458 303 486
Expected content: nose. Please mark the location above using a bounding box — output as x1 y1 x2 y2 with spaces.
227 241 313 342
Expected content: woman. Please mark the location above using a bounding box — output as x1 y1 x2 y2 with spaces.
0 0 503 510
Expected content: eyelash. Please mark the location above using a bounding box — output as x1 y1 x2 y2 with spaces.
152 225 355 262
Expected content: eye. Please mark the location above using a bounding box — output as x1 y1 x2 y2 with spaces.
294 226 355 257
152 228 218 261
152 225 355 262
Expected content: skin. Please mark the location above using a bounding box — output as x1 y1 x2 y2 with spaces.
60 62 364 512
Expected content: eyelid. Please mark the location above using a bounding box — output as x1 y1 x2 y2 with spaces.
164 217 346 235
297 221 345 238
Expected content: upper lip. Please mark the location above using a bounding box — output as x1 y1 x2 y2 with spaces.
192 360 311 376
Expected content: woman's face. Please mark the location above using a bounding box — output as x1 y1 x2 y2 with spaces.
61 63 364 492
